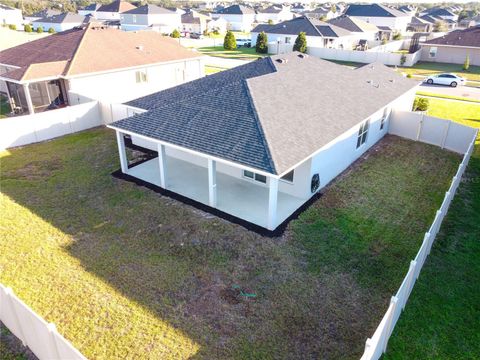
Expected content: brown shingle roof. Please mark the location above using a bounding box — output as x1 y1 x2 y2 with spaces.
423 26 480 48
0 24 201 82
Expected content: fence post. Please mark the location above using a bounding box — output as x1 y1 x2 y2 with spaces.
383 296 398 352
416 114 423 141
440 120 451 149
363 338 373 359
405 260 417 302
47 323 62 359
4 287 27 346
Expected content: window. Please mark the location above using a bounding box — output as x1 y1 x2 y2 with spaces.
243 170 267 184
135 70 148 83
132 15 136 23
380 108 389 130
323 38 328 47
285 37 291 44
429 47 437 58
281 170 294 183
356 119 370 148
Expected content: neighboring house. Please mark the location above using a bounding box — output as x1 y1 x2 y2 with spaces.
252 16 354 51
181 10 211 33
32 13 88 33
0 24 204 116
108 52 417 231
407 17 433 33
328 15 380 43
213 5 256 32
95 0 136 21
344 4 412 33
397 5 417 17
24 9 61 23
420 7 458 22
120 4 181 33
206 17 227 33
420 26 480 66
291 3 311 14
458 18 477 29
302 6 336 21
78 3 101 18
420 15 457 31
256 5 293 24
0 4 23 28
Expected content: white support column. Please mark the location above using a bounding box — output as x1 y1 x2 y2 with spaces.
208 159 217 207
23 83 34 115
157 143 167 189
267 177 279 231
116 131 128 174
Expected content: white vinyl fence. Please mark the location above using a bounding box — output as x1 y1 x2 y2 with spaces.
360 116 478 360
0 100 101 150
0 284 87 360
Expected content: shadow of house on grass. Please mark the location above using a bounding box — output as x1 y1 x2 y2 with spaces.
0 128 462 359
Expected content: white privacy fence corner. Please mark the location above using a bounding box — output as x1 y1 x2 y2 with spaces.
0 284 87 360
360 126 478 360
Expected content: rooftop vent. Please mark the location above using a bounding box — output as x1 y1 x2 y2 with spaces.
297 53 307 59
276 58 288 64
136 45 144 51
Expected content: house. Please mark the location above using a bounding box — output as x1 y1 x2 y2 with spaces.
108 52 417 231
420 8 458 22
397 5 417 17
0 24 204 116
120 5 181 33
0 4 23 28
302 7 336 21
95 0 136 21
420 15 457 31
328 15 380 42
32 13 88 33
291 3 311 14
213 5 256 32
420 26 480 66
24 9 61 23
344 4 412 33
251 16 354 52
255 5 293 24
206 17 227 33
407 16 433 33
181 10 211 34
78 3 102 18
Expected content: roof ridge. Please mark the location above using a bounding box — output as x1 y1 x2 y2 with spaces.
303 16 324 37
63 25 90 76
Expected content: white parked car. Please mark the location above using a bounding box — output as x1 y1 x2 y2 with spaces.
236 38 251 47
424 73 466 87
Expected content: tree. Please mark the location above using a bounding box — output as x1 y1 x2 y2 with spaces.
255 31 268 54
458 10 468 21
331 4 336 13
433 20 447 32
223 30 236 50
170 29 180 38
293 32 307 53
36 26 43 33
463 54 470 70
24 24 32 32
392 32 402 40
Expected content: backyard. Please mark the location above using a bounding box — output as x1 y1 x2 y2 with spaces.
0 127 460 359
198 46 266 61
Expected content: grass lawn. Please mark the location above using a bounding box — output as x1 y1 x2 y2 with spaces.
1 95 11 118
0 130 459 359
205 65 226 75
416 91 480 104
198 46 266 60
399 61 480 82
385 99 480 358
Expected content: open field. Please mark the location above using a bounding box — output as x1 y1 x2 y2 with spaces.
0 129 459 359
198 46 266 60
385 99 480 358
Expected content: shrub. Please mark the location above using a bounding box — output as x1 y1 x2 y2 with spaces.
267 19 273 25
36 26 43 33
223 30 236 50
400 54 407 66
8 24 16 30
170 29 180 38
463 55 470 71
212 29 219 35
406 73 413 78
255 31 268 54
293 32 307 53
48 27 55 34
24 24 32 33
413 97 429 112
392 32 402 40
433 20 447 32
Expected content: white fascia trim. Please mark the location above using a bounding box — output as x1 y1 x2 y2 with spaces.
0 63 21 69
123 105 148 113
107 125 280 179
275 84 420 178
64 56 205 80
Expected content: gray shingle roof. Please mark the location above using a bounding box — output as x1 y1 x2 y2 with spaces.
122 4 176 15
112 53 417 175
34 12 87 24
252 16 351 38
216 5 255 15
345 4 408 18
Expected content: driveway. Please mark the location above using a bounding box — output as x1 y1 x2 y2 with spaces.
419 83 480 101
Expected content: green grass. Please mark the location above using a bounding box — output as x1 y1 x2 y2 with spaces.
205 65 226 75
385 99 480 359
399 61 480 82
198 46 266 60
0 95 11 118
416 91 480 104
0 130 459 359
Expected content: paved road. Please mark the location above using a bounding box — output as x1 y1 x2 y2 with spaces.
418 83 480 101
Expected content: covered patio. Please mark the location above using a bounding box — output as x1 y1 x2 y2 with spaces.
115 132 306 230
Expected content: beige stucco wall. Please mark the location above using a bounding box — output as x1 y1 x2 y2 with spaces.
420 45 480 66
